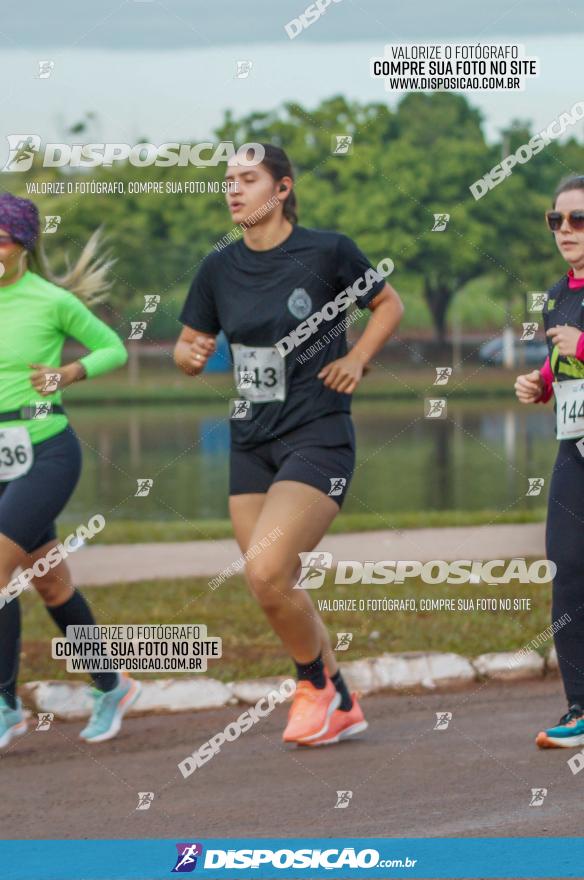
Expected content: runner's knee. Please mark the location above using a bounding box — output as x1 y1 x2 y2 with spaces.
32 571 73 606
245 557 290 608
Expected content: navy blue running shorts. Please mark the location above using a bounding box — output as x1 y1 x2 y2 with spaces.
0 426 82 553
229 413 356 507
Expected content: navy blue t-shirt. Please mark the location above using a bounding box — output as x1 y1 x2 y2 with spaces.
179 225 386 448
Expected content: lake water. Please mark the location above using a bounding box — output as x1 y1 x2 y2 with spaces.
63 400 557 523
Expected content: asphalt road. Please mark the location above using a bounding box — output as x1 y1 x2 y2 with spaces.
1 676 580 843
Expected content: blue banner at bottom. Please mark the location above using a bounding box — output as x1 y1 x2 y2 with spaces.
1 837 583 880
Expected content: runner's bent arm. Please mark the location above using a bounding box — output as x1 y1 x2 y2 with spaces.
537 358 554 404
517 328 584 405
546 325 584 358
347 283 404 369
31 292 128 394
318 283 403 393
175 254 220 375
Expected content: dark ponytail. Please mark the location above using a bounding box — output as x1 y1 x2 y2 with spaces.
553 174 584 207
257 143 298 224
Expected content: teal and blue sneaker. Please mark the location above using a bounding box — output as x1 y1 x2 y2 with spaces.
0 696 27 749
80 676 141 743
536 703 584 748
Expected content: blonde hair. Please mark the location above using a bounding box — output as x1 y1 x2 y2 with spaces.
27 227 116 306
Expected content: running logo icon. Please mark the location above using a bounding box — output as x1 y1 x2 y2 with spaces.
135 478 154 497
135 792 154 811
237 371 255 391
520 322 538 341
42 373 61 394
335 632 353 651
43 216 61 234
529 788 547 807
335 791 353 809
128 322 147 340
529 292 547 312
287 288 312 320
172 843 203 872
236 60 253 78
230 399 252 420
294 551 333 589
33 402 52 419
332 135 353 155
35 712 54 731
425 398 447 419
434 367 452 386
431 213 450 231
143 295 160 313
2 135 41 172
434 712 452 730
36 61 55 79
328 477 346 497
526 477 545 497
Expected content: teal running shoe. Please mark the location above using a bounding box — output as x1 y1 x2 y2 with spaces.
536 703 584 748
0 696 27 749
80 676 141 743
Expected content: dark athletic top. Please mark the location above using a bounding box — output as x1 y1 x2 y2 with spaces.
179 225 386 448
542 272 584 383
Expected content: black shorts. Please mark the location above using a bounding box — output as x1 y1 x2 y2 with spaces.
229 413 356 507
0 425 82 553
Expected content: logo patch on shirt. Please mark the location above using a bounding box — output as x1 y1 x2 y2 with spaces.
287 288 312 320
547 298 555 311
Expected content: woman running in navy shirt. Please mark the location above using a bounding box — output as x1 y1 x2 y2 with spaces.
515 174 584 748
175 145 403 746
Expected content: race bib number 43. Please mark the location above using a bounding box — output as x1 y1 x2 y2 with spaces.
0 426 34 481
231 344 286 403
554 379 584 440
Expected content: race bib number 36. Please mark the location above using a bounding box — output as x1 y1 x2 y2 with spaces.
231 344 286 403
554 379 584 440
0 426 34 481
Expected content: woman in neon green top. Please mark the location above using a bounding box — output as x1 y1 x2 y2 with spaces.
0 192 140 748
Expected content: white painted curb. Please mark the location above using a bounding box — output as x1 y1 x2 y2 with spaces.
20 648 559 721
21 677 232 721
229 676 292 705
472 650 545 681
344 652 476 693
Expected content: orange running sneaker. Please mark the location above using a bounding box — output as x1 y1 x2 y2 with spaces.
301 694 368 747
282 676 340 743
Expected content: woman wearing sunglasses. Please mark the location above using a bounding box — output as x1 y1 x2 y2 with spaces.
0 193 140 748
175 144 403 746
515 174 584 747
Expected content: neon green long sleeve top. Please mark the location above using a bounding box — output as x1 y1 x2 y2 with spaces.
0 270 128 443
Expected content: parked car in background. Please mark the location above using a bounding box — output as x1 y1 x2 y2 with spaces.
479 335 548 366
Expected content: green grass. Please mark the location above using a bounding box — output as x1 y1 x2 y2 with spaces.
19 570 552 685
57 508 546 544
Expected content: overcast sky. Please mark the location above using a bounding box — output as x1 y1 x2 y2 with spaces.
0 1 582 148
2 0 582 48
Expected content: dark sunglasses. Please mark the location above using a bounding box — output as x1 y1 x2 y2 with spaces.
545 210 584 232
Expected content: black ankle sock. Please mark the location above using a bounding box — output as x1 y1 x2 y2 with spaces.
0 599 21 709
567 700 584 714
295 654 326 689
331 670 353 711
46 590 118 693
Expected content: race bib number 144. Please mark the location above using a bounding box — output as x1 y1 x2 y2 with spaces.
554 379 584 440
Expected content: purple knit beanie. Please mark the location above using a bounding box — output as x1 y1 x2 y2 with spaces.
0 192 40 250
